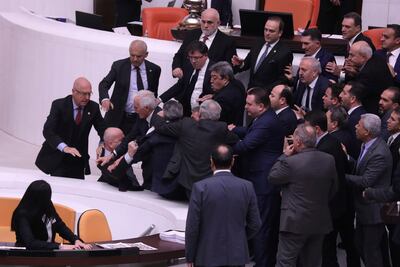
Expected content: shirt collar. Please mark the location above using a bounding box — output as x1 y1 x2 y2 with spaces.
214 169 231 174
363 137 377 151
146 109 155 125
316 131 329 145
310 47 321 58
389 132 400 141
131 62 145 71
275 106 289 115
349 32 362 46
348 105 362 115
308 76 318 88
390 47 400 57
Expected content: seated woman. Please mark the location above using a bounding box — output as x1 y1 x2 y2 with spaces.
11 180 91 250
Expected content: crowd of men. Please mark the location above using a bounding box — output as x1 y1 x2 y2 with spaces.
34 6 400 267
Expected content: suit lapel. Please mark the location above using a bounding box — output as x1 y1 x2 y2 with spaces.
357 139 379 173
145 60 153 90
251 41 266 71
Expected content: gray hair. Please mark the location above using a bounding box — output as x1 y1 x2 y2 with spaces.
294 124 317 148
103 127 124 143
329 106 348 129
360 113 381 138
163 100 183 121
354 41 373 58
200 99 221 120
301 56 322 74
136 90 157 109
209 61 234 80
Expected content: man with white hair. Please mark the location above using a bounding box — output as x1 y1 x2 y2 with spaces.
346 113 392 267
293 57 329 112
344 41 393 114
153 99 238 196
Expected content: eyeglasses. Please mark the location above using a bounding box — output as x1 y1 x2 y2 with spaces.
73 89 92 97
187 55 205 61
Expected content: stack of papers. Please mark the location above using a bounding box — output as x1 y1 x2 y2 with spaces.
159 230 185 244
96 242 157 251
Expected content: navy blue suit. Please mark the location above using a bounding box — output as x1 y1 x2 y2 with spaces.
277 107 297 137
376 49 400 86
294 75 329 112
233 108 284 267
347 106 367 159
315 48 337 81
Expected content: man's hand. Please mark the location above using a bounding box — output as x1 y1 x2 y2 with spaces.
284 64 293 81
343 60 359 77
293 105 306 120
186 263 193 267
284 143 295 156
197 94 213 102
325 61 341 77
107 156 122 172
96 154 113 166
231 55 244 67
228 124 236 131
96 143 104 159
128 141 138 157
101 99 113 112
172 68 184 79
63 147 82 157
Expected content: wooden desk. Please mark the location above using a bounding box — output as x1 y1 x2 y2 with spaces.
171 28 347 56
0 234 185 266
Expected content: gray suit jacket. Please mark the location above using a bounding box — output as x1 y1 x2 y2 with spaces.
185 171 261 266
346 138 392 224
268 148 338 234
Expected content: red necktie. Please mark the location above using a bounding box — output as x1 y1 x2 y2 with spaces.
202 35 208 43
75 107 82 125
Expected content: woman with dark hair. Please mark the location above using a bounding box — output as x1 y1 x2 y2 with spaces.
11 180 91 250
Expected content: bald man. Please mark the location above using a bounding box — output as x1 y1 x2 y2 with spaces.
99 40 161 134
172 8 236 79
344 41 393 114
36 77 106 179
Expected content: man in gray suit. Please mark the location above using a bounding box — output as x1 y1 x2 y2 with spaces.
268 124 338 267
185 144 261 267
346 113 392 267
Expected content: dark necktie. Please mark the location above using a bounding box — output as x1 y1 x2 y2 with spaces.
387 52 392 63
188 69 200 93
75 107 82 125
388 135 395 146
305 85 312 111
255 43 270 72
356 143 366 170
135 66 144 91
202 35 208 43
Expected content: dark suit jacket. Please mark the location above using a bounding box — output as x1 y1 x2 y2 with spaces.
315 48 337 81
154 116 239 190
211 0 233 26
317 133 349 219
98 58 161 127
346 54 393 114
330 128 353 157
14 209 78 250
268 148 338 234
236 39 293 89
293 75 329 111
389 134 400 176
185 171 261 266
353 33 376 53
172 28 236 71
212 78 245 125
233 109 284 195
160 61 214 117
35 95 105 175
376 48 400 86
347 106 367 159
277 107 297 137
346 138 392 225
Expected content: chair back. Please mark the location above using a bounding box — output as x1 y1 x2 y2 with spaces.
264 0 318 30
363 28 385 50
77 209 112 242
54 203 76 243
142 7 188 40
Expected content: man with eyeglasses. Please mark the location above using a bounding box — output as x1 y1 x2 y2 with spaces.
161 40 214 116
99 40 161 135
35 77 106 179
172 8 236 79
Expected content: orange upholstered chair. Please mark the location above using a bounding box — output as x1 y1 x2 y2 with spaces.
142 7 189 41
264 0 320 30
363 28 385 50
54 203 76 243
77 209 112 243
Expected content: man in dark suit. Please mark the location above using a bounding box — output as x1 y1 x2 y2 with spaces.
339 81 367 159
153 100 238 193
232 16 293 90
375 24 400 86
387 107 400 173
344 41 394 114
327 106 353 155
99 40 161 134
185 144 261 267
323 82 343 110
305 111 360 267
346 113 392 267
268 124 338 266
35 77 105 179
198 61 245 125
230 87 284 267
378 87 400 141
269 84 297 137
172 8 236 79
293 57 329 112
161 41 214 117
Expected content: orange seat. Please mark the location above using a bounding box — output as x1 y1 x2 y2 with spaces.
363 28 385 50
54 203 76 243
264 0 320 30
142 7 189 41
77 209 112 243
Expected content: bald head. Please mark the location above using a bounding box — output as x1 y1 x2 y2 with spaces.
103 127 124 151
200 8 220 36
72 77 92 107
129 40 148 67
